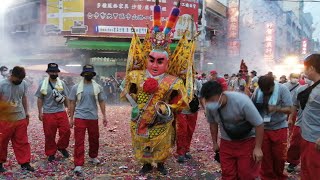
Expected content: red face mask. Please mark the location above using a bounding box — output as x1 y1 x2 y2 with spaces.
147 51 169 76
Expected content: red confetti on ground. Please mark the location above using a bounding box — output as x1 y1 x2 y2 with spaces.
0 104 300 179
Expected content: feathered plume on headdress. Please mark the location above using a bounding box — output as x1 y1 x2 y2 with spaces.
150 0 181 51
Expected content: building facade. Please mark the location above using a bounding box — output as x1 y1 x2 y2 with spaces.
3 0 41 56
3 0 80 72
211 0 316 75
198 0 228 72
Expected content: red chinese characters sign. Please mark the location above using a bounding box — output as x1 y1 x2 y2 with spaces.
301 38 308 55
85 0 198 38
264 22 275 61
227 0 240 57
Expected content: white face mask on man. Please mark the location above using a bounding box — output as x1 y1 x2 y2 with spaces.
206 93 223 111
290 78 299 84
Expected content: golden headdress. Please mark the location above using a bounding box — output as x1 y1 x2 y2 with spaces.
125 0 199 103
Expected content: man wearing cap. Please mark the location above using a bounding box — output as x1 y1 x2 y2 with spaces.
210 70 228 91
68 64 107 174
298 54 320 180
0 66 35 172
35 63 71 162
0 66 9 80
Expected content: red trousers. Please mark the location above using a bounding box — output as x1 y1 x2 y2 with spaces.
261 128 288 180
301 138 320 180
43 112 70 156
176 112 198 155
74 118 99 166
286 126 302 166
0 119 31 164
220 138 260 180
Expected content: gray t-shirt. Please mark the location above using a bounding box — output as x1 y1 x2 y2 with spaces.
69 83 105 120
301 83 320 143
284 82 300 102
206 92 263 141
0 79 28 120
292 85 309 127
35 80 69 113
252 83 293 130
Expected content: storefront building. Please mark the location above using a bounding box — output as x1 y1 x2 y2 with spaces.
40 0 199 77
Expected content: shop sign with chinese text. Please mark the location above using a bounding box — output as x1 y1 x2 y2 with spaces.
85 0 199 39
301 38 308 55
227 0 240 57
264 22 275 61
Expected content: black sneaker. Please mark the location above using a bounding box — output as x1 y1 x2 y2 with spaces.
139 163 153 175
0 163 6 173
58 149 69 158
157 163 168 175
185 153 192 159
48 155 55 162
21 163 35 172
177 156 186 163
287 163 297 173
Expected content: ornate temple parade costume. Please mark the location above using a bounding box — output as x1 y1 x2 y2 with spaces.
122 0 197 174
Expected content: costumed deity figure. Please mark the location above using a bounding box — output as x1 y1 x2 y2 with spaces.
122 0 193 175
239 59 251 96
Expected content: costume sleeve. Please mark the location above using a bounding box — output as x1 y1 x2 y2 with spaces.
170 78 188 111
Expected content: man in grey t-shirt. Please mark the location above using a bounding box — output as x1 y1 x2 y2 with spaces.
0 66 9 81
286 83 310 173
201 81 264 180
0 66 34 172
284 73 301 135
176 78 202 163
35 63 71 162
230 73 247 93
69 65 107 174
284 73 300 100
299 54 320 180
252 75 292 180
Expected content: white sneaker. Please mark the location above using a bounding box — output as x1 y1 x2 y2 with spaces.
74 166 82 173
89 158 100 165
